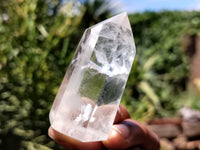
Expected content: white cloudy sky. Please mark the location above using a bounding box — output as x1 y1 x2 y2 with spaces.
119 0 200 13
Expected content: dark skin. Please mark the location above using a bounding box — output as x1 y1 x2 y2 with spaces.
48 105 160 150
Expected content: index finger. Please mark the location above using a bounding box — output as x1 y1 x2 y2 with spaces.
114 104 131 123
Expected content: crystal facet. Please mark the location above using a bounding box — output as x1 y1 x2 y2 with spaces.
49 12 136 142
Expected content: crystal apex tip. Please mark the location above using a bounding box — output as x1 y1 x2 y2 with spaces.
89 12 131 31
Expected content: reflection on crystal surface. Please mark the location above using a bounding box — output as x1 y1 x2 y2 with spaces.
49 12 136 142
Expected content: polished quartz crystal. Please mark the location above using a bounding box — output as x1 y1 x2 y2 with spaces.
49 12 136 142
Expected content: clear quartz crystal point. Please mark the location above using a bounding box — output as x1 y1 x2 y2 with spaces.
49 12 136 142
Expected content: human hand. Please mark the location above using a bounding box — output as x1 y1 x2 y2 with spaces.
48 105 160 150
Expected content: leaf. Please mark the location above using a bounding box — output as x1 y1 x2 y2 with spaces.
143 54 159 71
138 81 161 109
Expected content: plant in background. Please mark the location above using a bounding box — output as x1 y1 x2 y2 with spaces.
0 0 83 149
122 11 200 121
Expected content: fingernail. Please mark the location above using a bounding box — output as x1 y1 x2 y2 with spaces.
112 124 130 139
48 127 54 139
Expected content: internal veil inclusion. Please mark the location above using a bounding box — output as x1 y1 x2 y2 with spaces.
49 12 136 142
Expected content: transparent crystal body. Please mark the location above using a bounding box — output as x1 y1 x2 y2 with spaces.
49 12 136 142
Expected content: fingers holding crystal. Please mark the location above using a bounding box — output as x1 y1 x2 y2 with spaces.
49 103 159 150
103 119 160 150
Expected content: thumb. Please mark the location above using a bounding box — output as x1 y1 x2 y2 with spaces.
103 119 160 150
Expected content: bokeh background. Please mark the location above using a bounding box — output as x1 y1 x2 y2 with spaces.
0 0 200 149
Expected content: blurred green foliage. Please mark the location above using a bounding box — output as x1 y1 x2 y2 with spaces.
122 11 200 121
0 0 84 149
1 0 200 149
